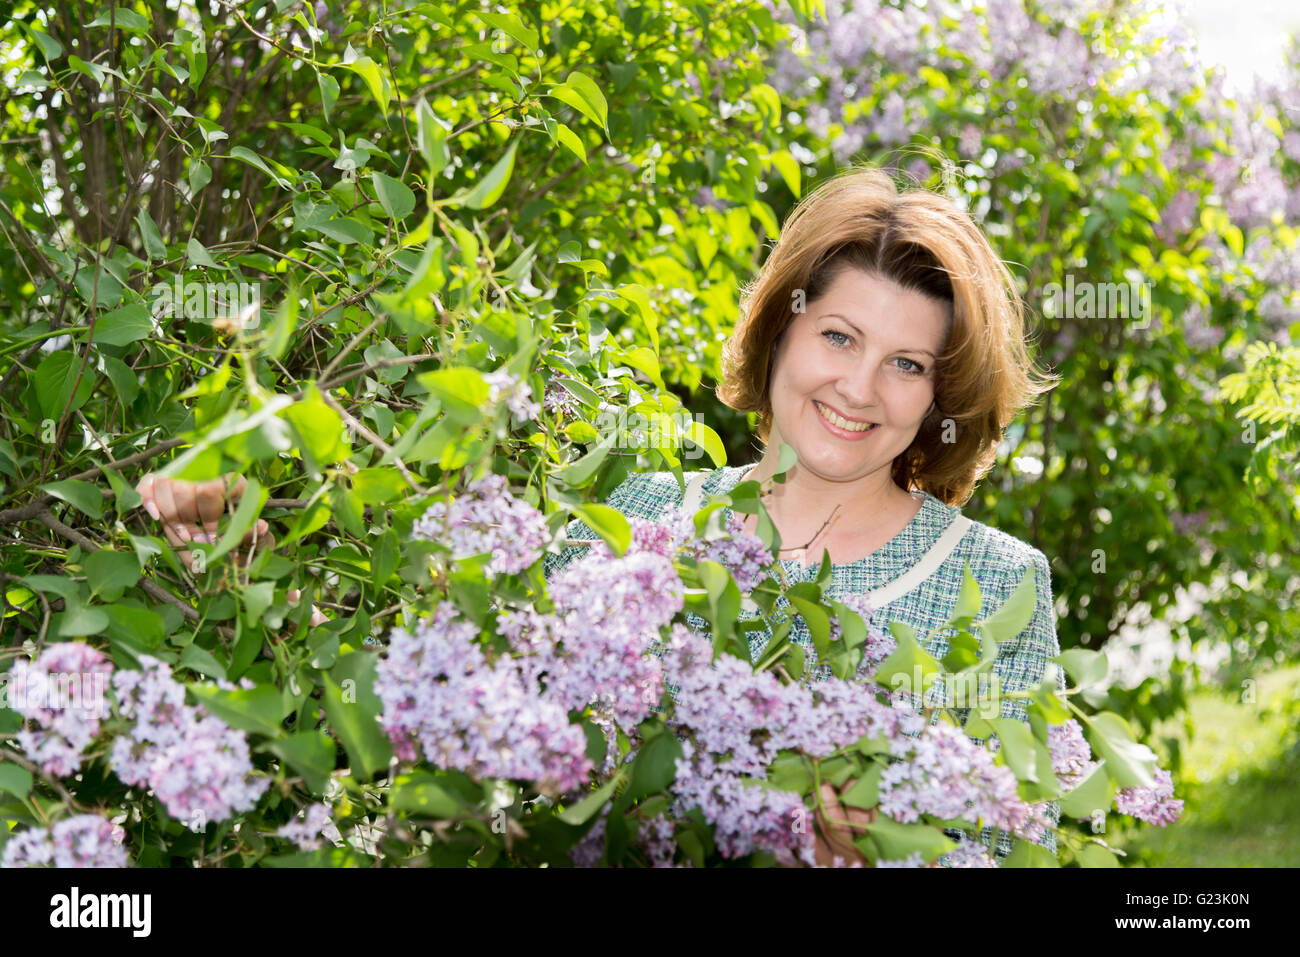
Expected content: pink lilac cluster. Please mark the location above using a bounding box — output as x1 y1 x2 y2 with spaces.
1115 768 1184 826
9 641 114 778
373 603 593 794
876 851 926 868
672 743 817 866
1047 719 1101 791
686 514 774 592
484 369 541 421
543 380 578 417
660 626 938 865
1 814 128 868
623 506 775 593
876 722 1031 834
944 832 998 868
276 803 343 851
109 656 269 831
528 550 681 727
412 474 549 576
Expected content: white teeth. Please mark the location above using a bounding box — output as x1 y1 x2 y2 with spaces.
816 401 876 432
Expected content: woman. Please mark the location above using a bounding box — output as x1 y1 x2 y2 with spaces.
140 165 1063 867
546 165 1065 866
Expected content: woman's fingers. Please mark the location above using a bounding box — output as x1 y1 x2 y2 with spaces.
135 474 161 520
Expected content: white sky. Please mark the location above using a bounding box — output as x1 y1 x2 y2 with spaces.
1172 0 1300 94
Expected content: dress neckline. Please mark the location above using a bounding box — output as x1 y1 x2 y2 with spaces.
716 465 949 575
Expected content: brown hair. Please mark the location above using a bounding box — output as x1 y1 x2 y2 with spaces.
717 164 1057 506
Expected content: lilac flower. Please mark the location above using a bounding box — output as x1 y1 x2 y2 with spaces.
877 723 1031 834
484 369 541 421
1 814 127 868
686 514 775 593
944 833 997 868
413 474 549 576
1115 768 1184 826
876 851 926 868
9 642 114 778
543 380 578 417
277 803 343 851
374 604 593 794
1047 719 1101 791
671 744 816 866
109 656 268 831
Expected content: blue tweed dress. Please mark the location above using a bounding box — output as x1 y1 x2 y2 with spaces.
545 464 1067 866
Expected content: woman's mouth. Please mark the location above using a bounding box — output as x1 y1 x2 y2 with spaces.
814 400 879 436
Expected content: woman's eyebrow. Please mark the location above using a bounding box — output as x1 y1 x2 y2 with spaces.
818 313 937 357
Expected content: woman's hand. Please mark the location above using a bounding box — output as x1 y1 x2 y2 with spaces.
135 472 327 626
812 779 875 866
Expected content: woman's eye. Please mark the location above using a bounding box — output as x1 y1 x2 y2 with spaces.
822 329 851 348
896 357 926 374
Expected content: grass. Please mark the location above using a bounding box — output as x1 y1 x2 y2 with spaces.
1110 661 1300 867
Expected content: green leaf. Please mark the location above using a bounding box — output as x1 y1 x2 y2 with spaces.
0 764 33 800
1001 839 1061 867
990 718 1038 784
372 172 416 221
558 770 625 825
1080 711 1158 790
186 237 219 268
102 466 143 515
861 817 956 864
84 549 140 602
317 71 340 123
415 98 451 176
178 644 227 681
839 762 884 809
1056 648 1109 691
135 209 167 260
1058 762 1117 820
340 55 389 115
474 10 539 49
683 419 726 467
871 622 943 697
323 651 393 780
622 731 682 804
976 563 1037 644
40 479 104 519
547 70 608 133
189 683 286 738
556 432 616 488
350 467 407 504
572 504 632 557
284 383 351 469
263 731 336 794
93 303 153 346
34 351 96 420
772 443 798 481
788 595 832 662
950 564 982 626
390 771 466 817
88 7 151 31
228 146 292 189
1075 843 1121 867
457 138 520 210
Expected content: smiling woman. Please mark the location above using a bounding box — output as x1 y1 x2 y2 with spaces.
547 164 1065 866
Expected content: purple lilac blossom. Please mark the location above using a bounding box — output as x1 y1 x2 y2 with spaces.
1047 719 1101 791
373 603 593 794
1115 768 1184 826
109 656 269 831
277 803 343 851
1 814 128 868
484 369 541 421
412 473 549 576
9 642 114 778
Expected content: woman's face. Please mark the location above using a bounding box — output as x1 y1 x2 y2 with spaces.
766 267 950 488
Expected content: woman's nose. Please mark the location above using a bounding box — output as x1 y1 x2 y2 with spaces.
834 361 879 410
